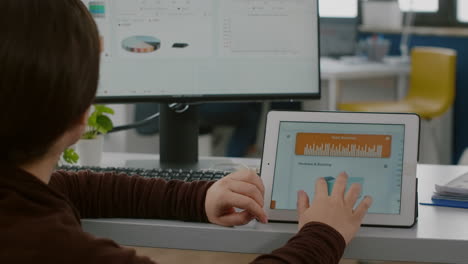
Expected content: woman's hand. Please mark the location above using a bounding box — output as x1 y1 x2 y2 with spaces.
297 172 373 244
205 170 268 227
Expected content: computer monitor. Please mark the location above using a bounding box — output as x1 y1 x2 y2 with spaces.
319 17 358 58
81 0 321 169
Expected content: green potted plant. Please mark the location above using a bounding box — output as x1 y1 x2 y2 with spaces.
62 148 79 165
65 105 114 166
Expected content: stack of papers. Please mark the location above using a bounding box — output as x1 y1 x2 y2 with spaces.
430 172 468 209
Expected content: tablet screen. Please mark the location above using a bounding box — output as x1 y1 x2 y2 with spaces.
271 121 405 214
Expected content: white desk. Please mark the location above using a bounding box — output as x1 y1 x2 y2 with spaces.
320 57 410 110
82 153 468 263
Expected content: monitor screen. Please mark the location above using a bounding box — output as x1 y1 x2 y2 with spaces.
81 0 320 102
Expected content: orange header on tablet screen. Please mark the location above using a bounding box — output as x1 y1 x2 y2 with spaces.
295 133 392 158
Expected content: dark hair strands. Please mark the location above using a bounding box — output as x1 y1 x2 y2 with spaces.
0 0 100 165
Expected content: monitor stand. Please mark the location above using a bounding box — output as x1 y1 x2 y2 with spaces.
125 104 232 171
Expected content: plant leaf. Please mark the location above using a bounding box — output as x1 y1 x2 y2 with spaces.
94 105 115 115
87 111 98 127
85 104 114 137
96 115 113 134
63 148 79 164
81 131 97 139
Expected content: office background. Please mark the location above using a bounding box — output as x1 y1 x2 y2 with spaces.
102 0 467 166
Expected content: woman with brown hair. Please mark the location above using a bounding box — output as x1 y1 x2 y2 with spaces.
0 0 372 263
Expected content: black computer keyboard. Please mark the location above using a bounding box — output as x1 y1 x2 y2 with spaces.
57 165 231 182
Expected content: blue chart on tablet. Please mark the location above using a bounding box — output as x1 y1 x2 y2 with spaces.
270 122 405 214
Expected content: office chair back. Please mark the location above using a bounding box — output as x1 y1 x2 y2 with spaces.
406 47 457 119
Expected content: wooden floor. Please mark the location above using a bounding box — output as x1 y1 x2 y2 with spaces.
130 247 426 264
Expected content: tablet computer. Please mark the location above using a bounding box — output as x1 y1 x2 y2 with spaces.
261 111 419 227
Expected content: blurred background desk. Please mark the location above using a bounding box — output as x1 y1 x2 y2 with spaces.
314 57 452 164
82 153 468 263
105 57 450 164
106 57 412 156
319 57 410 110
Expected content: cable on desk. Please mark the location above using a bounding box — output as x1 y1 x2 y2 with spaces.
109 112 160 133
109 103 193 133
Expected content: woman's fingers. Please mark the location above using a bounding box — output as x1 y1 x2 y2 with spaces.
354 196 373 220
228 170 265 197
224 191 268 223
331 172 348 198
345 183 362 208
217 211 255 227
297 190 310 215
227 179 264 208
314 177 329 199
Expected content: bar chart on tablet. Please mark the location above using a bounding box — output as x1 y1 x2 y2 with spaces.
295 133 392 158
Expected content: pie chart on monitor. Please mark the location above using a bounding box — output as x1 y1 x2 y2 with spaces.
122 36 161 53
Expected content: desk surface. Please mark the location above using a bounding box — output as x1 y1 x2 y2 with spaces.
320 57 410 80
82 153 468 263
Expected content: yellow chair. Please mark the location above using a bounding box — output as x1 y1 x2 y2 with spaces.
339 47 457 120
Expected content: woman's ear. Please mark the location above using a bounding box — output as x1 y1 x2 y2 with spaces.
61 109 90 148
79 108 90 127
100 36 104 52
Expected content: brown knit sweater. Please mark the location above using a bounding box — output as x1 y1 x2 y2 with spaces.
0 165 345 264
